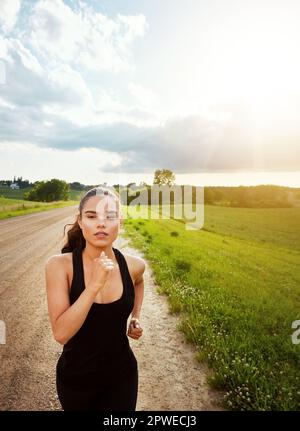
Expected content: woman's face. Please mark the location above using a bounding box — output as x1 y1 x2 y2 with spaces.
78 195 122 246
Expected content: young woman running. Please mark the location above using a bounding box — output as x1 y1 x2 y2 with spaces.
45 187 145 411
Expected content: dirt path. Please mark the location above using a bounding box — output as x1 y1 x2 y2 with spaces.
0 207 224 410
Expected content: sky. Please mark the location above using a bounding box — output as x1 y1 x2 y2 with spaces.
0 0 300 187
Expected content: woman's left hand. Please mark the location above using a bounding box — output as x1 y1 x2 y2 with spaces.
127 318 143 340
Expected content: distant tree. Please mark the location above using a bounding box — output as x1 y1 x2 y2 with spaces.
212 188 223 203
15 176 31 189
24 179 69 202
231 186 248 207
153 169 175 186
204 187 214 204
69 181 85 190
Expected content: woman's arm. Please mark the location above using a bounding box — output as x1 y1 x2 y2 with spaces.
45 252 113 345
128 257 145 340
131 266 145 320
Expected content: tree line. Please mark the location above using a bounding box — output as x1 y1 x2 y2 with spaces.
1 173 300 208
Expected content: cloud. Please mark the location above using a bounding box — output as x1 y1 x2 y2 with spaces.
0 1 153 129
128 82 157 109
1 35 300 174
1 31 300 173
0 141 122 184
2 99 299 175
99 108 300 174
28 0 147 72
0 35 88 108
1 0 300 177
0 28 156 130
0 0 21 33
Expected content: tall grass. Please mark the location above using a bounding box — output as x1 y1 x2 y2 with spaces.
122 204 300 410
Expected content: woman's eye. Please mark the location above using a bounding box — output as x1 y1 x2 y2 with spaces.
87 215 117 219
107 213 118 219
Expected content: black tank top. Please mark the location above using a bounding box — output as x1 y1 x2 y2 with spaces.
56 246 138 389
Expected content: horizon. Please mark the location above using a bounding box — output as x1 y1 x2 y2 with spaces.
2 174 300 189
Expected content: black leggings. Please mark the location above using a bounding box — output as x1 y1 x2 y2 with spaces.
56 368 138 411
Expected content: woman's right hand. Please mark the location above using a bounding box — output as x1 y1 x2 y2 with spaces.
86 251 115 294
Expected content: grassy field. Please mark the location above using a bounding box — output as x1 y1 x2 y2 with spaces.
0 186 33 200
0 186 82 219
122 204 300 410
0 197 79 219
0 186 83 201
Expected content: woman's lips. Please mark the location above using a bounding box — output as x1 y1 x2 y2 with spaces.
94 232 108 238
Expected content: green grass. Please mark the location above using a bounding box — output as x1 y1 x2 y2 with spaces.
122 204 300 411
0 186 83 219
0 197 79 219
0 186 33 199
202 205 300 251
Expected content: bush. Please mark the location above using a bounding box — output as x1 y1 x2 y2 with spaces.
24 179 69 202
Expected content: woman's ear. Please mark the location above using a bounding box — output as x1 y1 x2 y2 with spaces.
77 215 82 230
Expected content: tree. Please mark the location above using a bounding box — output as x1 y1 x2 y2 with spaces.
69 182 85 190
153 169 175 186
24 179 69 202
204 187 214 204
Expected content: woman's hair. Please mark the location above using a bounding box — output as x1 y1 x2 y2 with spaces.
61 186 121 254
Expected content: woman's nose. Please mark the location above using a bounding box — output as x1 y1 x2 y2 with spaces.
96 216 106 226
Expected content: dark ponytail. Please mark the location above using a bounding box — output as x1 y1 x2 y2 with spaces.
61 218 86 253
61 186 121 254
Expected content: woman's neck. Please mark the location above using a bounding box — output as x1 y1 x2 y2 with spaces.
82 243 116 263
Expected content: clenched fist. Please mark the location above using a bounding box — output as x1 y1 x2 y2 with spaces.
86 251 115 294
127 317 143 340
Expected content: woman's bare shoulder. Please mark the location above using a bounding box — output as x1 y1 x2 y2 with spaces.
45 252 73 292
45 252 72 269
123 253 146 279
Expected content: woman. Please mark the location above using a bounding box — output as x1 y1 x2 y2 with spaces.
45 186 145 411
